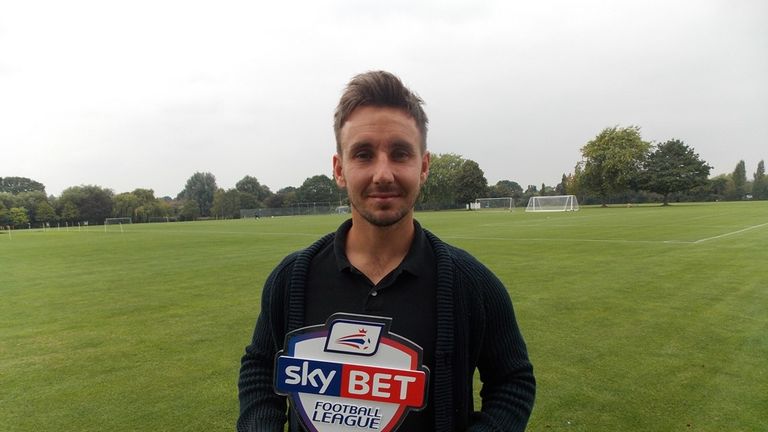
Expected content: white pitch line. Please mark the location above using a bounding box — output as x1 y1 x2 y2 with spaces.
104 221 768 245
448 222 768 245
443 235 666 245
692 222 768 244
122 228 323 237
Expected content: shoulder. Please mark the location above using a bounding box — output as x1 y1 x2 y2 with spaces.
261 232 337 337
268 251 299 280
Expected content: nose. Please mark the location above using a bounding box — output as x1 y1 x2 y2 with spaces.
372 154 395 185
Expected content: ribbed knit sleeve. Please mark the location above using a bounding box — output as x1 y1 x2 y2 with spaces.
236 256 296 432
454 250 536 432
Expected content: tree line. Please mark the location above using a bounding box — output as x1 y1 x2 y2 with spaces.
568 126 767 206
1 127 766 227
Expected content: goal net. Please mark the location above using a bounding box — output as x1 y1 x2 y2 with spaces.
104 217 131 232
474 197 515 211
148 216 176 223
525 195 579 212
105 217 132 225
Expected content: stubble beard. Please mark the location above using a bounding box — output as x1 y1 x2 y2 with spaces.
351 196 414 228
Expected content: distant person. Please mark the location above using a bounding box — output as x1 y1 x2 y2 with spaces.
237 71 535 431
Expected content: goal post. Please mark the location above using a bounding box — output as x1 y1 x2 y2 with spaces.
525 195 579 212
104 217 131 232
473 197 515 211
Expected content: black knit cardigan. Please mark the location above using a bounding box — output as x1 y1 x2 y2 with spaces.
237 229 535 432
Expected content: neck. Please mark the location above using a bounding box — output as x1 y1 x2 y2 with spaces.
345 213 415 284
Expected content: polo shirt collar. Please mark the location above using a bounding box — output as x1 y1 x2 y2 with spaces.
333 218 426 277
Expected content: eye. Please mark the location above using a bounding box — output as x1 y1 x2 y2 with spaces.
391 149 412 161
353 150 373 160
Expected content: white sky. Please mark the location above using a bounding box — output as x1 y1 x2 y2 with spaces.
1 0 766 198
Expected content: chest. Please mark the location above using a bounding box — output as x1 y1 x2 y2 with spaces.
302 261 439 430
304 261 436 350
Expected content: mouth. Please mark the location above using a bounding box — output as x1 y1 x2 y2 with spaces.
367 191 400 200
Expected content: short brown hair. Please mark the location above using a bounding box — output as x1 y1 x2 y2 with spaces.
334 71 428 154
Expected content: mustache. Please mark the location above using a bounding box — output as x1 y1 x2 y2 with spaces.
365 186 403 196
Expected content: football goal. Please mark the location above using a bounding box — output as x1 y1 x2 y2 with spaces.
525 195 579 212
474 197 515 211
148 216 176 223
104 217 131 232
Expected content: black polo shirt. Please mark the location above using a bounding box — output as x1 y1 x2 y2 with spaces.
304 219 437 431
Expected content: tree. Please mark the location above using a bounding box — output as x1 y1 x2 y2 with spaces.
223 189 243 218
420 153 465 209
580 126 650 206
641 139 712 205
153 199 173 220
179 172 217 217
9 207 30 227
568 163 586 199
488 180 523 199
0 192 17 210
731 160 747 200
523 185 538 202
235 175 261 195
60 202 80 223
58 185 114 224
236 176 273 202
540 183 556 196
238 191 260 210
753 160 767 200
0 176 45 194
178 199 201 221
0 202 8 225
211 189 225 218
454 160 488 205
34 201 57 224
128 189 168 222
555 174 568 195
113 192 141 219
296 175 339 204
418 154 490 209
264 187 298 208
15 191 49 223
132 188 156 205
701 175 729 201
212 188 242 219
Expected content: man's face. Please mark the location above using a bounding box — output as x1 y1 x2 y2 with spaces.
334 106 429 228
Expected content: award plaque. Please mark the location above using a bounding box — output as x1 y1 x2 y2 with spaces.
275 313 430 432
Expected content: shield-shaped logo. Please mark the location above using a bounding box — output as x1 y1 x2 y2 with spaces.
274 313 430 432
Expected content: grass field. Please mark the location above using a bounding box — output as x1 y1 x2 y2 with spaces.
1 202 766 431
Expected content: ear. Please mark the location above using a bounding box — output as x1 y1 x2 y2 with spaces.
333 153 346 188
420 151 430 186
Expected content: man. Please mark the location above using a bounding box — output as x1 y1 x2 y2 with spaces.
238 71 535 431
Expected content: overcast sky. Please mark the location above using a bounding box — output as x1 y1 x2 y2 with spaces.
1 0 766 198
